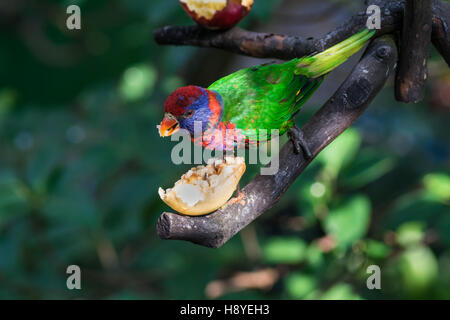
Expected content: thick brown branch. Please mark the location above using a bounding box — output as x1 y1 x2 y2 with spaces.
154 1 404 60
155 1 450 64
157 36 398 248
432 0 450 66
395 0 433 103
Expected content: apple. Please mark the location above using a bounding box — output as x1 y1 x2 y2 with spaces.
159 157 246 216
179 0 254 30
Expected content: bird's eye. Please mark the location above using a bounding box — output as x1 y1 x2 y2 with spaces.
185 110 194 117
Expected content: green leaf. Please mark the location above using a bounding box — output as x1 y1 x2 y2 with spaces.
305 244 325 268
317 128 361 178
285 273 317 299
323 195 371 248
262 237 307 264
396 221 425 247
398 245 438 295
320 283 361 300
423 172 450 202
119 63 157 102
365 239 391 259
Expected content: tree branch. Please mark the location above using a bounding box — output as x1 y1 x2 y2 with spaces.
395 0 433 103
154 0 449 64
432 0 450 66
154 1 404 60
154 0 450 62
157 36 398 248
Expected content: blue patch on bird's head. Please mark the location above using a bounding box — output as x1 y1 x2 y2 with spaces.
177 88 213 136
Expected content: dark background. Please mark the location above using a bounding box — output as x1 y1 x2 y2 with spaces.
0 0 449 299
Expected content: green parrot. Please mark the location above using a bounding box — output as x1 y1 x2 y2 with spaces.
158 28 375 157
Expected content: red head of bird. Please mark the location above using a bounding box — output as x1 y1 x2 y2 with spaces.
158 85 223 138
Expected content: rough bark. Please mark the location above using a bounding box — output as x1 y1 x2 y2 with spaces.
395 0 433 102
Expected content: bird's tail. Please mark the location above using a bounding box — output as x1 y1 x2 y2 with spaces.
294 28 376 78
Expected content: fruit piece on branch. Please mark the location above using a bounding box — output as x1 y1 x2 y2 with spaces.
179 0 254 30
158 156 246 216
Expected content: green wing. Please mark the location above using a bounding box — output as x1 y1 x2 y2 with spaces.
207 28 373 141
208 60 322 140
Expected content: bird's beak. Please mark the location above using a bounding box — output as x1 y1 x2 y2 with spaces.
158 113 179 137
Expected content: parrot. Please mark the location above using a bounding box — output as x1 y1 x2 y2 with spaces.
158 28 375 157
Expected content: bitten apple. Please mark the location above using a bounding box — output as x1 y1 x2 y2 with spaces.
159 157 246 216
179 0 254 30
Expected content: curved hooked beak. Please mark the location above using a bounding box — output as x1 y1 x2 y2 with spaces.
158 113 180 137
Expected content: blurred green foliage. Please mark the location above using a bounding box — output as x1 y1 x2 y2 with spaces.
0 0 449 300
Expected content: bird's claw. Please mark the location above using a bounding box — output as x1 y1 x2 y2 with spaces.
288 125 312 159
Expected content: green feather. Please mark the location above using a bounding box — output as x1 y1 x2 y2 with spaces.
295 28 376 78
207 28 374 141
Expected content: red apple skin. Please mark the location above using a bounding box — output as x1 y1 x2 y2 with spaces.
180 0 254 30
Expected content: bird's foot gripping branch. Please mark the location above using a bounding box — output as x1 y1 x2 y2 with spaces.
157 36 398 248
